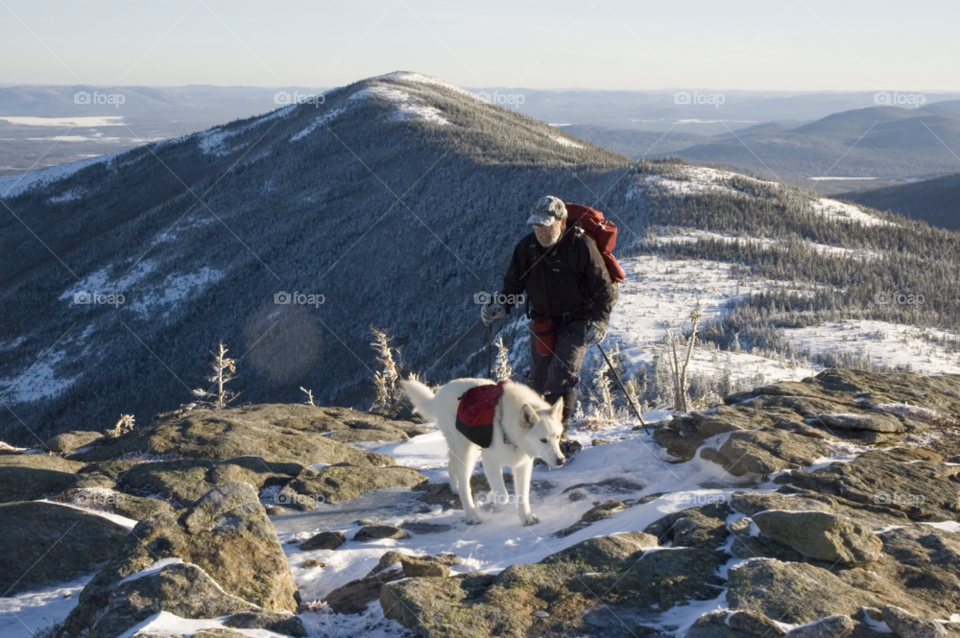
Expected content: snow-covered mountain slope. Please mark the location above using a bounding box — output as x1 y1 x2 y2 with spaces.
2 72 959 445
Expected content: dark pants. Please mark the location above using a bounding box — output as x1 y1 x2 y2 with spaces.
527 319 589 427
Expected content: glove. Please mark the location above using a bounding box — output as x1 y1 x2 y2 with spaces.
584 321 606 345
481 302 505 326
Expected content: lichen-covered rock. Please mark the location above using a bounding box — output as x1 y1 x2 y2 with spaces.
643 503 731 550
353 524 409 542
882 605 947 638
223 611 307 637
300 530 346 550
699 430 832 477
286 463 427 503
44 430 105 454
0 501 129 596
70 404 397 467
775 447 960 522
56 487 175 521
752 510 882 565
64 482 298 636
783 615 855 638
118 456 301 506
325 568 406 614
89 562 256 638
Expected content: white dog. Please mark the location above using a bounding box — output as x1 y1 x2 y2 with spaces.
401 378 566 526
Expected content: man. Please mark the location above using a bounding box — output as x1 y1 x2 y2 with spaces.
481 195 617 450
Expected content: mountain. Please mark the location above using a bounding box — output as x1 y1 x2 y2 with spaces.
558 124 711 159
674 104 960 190
0 71 630 445
3 72 960 449
838 172 960 231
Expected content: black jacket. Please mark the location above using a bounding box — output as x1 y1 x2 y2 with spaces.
501 226 616 325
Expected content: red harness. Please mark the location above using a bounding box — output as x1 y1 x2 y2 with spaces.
455 381 507 448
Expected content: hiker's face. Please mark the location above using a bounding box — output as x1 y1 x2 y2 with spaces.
534 220 563 247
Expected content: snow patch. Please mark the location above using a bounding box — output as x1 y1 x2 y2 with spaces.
349 85 451 125
0 152 121 199
118 558 184 585
290 107 345 141
552 136 583 148
810 197 891 227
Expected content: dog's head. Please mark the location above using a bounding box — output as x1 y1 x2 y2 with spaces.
519 400 566 467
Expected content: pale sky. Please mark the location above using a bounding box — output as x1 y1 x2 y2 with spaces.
1 0 957 91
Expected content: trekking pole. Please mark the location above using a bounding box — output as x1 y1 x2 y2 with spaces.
597 343 649 434
486 323 493 379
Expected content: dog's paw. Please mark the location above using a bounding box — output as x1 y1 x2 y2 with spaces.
521 513 540 526
464 512 483 525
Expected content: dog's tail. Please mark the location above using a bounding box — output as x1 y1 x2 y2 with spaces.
400 378 438 422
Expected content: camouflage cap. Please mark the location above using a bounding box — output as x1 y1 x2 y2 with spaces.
526 195 568 226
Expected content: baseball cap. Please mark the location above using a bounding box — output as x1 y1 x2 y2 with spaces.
526 195 568 226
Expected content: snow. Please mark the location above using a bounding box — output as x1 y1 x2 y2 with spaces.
118 558 184 585
0 350 78 403
922 520 960 534
377 71 485 101
198 104 299 156
785 320 960 375
810 197 891 227
0 572 97 638
114 610 290 638
36 499 138 530
656 229 877 260
349 86 451 126
0 116 124 127
128 267 225 316
552 136 583 148
0 152 121 199
290 107 345 142
48 188 83 203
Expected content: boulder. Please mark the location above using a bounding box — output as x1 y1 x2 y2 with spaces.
726 559 882 624
299 530 346 551
775 447 960 522
118 456 301 506
371 551 462 576
729 490 837 517
70 403 397 467
882 605 947 638
808 412 906 434
286 463 427 503
0 501 129 596
89 562 256 638
400 556 450 577
56 487 175 521
64 482 298 636
354 524 409 542
44 430 104 454
643 503 731 550
0 453 85 472
727 609 786 637
325 568 406 614
223 611 307 637
382 530 727 637
783 615 855 638
752 510 882 565
0 466 83 502
699 430 832 477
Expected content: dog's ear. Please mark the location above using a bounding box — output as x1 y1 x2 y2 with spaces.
550 398 564 420
521 404 539 428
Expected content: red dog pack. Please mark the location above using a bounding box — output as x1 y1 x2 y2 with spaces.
455 381 507 448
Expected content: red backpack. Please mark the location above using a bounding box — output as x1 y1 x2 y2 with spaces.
564 203 627 283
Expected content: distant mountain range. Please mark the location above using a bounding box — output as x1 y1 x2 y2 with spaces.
839 172 960 231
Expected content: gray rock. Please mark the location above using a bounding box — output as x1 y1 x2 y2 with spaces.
286 463 427 503
300 530 346 550
401 521 452 534
727 609 786 637
91 562 256 638
70 403 397 467
44 430 105 454
643 503 731 550
808 412 906 434
354 524 410 542
326 568 405 614
0 501 129 596
223 611 307 637
784 615 855 638
729 491 837 517
882 605 948 638
64 482 298 636
401 557 450 577
699 430 832 477
752 510 882 565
